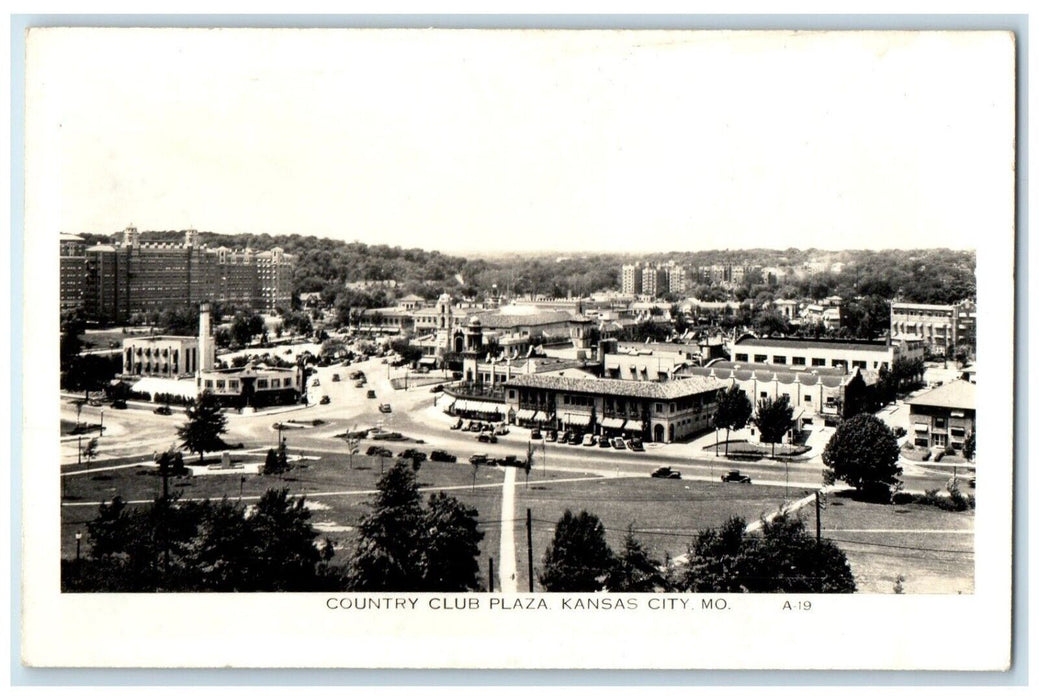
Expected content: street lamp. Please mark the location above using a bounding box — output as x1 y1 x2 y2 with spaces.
75 531 82 562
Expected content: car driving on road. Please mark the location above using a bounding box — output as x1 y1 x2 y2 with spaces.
721 470 752 484
651 467 681 479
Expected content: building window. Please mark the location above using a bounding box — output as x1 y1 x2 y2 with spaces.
804 395 812 402
754 354 767 363
655 403 663 413
812 358 826 367
205 380 213 389
735 353 748 362
773 356 787 365
761 392 768 399
792 356 806 366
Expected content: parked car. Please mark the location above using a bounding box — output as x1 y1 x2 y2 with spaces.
468 422 484 432
469 453 489 465
500 455 525 467
366 445 393 457
378 403 392 413
319 395 331 405
611 437 626 450
398 449 427 462
477 432 498 444
450 419 463 430
153 405 172 416
111 399 128 409
355 381 365 388
545 430 557 443
430 384 444 393
367 390 377 399
331 374 340 382
598 435 611 448
494 423 509 436
581 434 596 447
531 428 542 440
311 378 320 387
721 470 752 484
430 450 457 463
651 467 681 479
369 429 403 441
88 398 103 407
568 433 582 445
627 438 645 452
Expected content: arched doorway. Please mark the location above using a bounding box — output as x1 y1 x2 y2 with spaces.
454 334 464 353
668 425 675 442
653 424 664 443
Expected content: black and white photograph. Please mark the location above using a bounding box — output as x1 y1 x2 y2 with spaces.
20 25 1016 670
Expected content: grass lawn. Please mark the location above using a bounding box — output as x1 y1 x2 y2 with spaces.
60 451 509 572
818 491 974 594
512 477 798 592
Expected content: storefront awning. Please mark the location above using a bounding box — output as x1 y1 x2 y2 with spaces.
466 400 504 414
516 409 535 420
563 413 592 426
418 357 437 366
600 417 626 430
532 411 546 422
914 423 929 432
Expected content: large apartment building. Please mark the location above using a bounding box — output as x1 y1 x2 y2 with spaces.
59 234 88 314
70 227 295 323
890 301 971 356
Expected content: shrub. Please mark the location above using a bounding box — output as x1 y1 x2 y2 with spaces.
894 426 907 438
943 445 956 456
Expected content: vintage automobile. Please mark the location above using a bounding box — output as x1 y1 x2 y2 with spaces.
319 395 331 405
598 435 611 448
611 437 626 450
469 453 489 465
477 432 498 444
721 470 753 484
378 403 392 413
430 450 457 463
581 434 596 447
651 467 681 479
627 438 645 452
367 389 376 399
530 428 542 440
449 419 463 430
153 405 173 416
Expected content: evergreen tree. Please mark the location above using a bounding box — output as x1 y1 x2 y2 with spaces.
605 524 666 593
177 391 228 463
421 493 484 591
347 464 426 591
963 431 976 461
540 510 618 592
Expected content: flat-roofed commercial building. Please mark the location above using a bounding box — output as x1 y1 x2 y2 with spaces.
730 335 923 373
679 361 874 427
122 336 200 378
907 379 976 451
504 373 727 443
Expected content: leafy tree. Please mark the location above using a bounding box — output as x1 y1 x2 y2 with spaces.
81 437 99 467
963 431 976 461
246 489 324 591
62 353 118 399
604 524 666 593
177 391 228 463
679 514 856 593
540 510 617 592
262 441 290 475
713 384 753 455
753 310 790 337
421 493 484 592
347 464 427 591
822 413 902 497
753 395 794 458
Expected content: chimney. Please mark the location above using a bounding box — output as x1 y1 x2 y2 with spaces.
198 303 215 373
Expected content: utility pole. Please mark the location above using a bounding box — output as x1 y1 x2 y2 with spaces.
526 508 534 593
815 491 822 543
488 557 494 592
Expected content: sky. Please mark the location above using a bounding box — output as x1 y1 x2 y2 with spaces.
27 28 1013 253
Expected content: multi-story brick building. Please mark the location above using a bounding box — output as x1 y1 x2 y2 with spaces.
77 227 295 323
59 234 87 314
908 380 975 452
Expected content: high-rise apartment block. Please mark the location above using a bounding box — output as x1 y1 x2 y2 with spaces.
70 226 295 323
621 263 643 295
